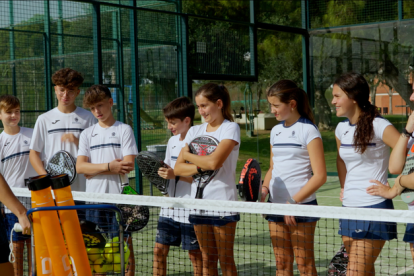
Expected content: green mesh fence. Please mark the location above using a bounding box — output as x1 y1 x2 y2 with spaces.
256 0 302 28
188 17 253 78
310 0 399 29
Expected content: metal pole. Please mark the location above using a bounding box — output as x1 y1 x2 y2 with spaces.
92 2 102 84
57 1 64 60
301 0 312 106
130 0 143 194
8 0 16 96
44 0 53 110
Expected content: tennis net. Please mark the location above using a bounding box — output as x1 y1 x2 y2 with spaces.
5 187 414 275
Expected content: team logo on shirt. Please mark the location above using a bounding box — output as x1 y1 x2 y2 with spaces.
289 131 296 138
52 120 60 124
112 132 115 136
109 132 118 139
4 142 10 147
72 117 81 125
24 140 28 145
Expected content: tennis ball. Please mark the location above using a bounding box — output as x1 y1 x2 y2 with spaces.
87 247 102 262
113 253 122 273
94 258 109 274
104 238 120 254
104 248 114 263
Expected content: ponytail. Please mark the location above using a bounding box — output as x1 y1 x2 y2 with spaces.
334 72 378 154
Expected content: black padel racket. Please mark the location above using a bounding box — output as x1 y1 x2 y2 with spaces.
45 150 77 184
400 144 414 204
80 220 107 249
118 174 150 232
189 135 219 199
327 245 348 276
238 158 262 202
136 151 169 195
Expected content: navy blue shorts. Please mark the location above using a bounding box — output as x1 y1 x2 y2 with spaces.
4 214 30 242
0 217 10 264
339 199 397 240
189 214 240 227
403 223 414 243
156 217 199 250
265 199 320 223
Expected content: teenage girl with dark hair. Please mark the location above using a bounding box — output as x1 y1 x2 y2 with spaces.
260 80 327 275
332 72 400 275
175 83 240 276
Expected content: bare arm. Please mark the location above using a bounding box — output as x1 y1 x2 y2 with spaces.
0 174 31 234
182 139 238 171
29 150 47 175
260 144 273 202
389 114 414 173
292 138 327 203
174 139 238 176
77 155 134 175
335 136 347 201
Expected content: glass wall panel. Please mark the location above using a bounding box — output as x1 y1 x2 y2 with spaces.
311 23 414 173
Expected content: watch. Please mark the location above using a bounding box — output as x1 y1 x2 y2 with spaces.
403 128 413 138
287 197 297 204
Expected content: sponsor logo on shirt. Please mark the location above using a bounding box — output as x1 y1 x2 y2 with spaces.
72 117 81 125
172 146 176 149
52 120 60 124
4 142 10 147
92 133 98 137
275 132 281 136
289 131 296 138
344 131 349 136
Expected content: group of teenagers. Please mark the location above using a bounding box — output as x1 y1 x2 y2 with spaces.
0 68 413 276
153 71 414 276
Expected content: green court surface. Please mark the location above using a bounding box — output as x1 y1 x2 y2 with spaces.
132 177 414 275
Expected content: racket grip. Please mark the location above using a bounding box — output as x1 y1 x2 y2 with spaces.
195 187 204 199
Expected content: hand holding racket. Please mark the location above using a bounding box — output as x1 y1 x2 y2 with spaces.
136 151 169 195
45 150 77 184
238 159 262 202
188 135 220 199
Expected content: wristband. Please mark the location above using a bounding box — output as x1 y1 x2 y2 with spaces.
403 128 413 137
108 163 110 172
197 166 203 174
262 186 269 192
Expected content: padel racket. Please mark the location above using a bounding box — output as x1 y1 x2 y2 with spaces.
189 135 219 199
327 245 348 276
45 150 77 184
118 174 150 232
238 158 262 202
80 220 107 249
136 151 169 195
400 144 414 204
